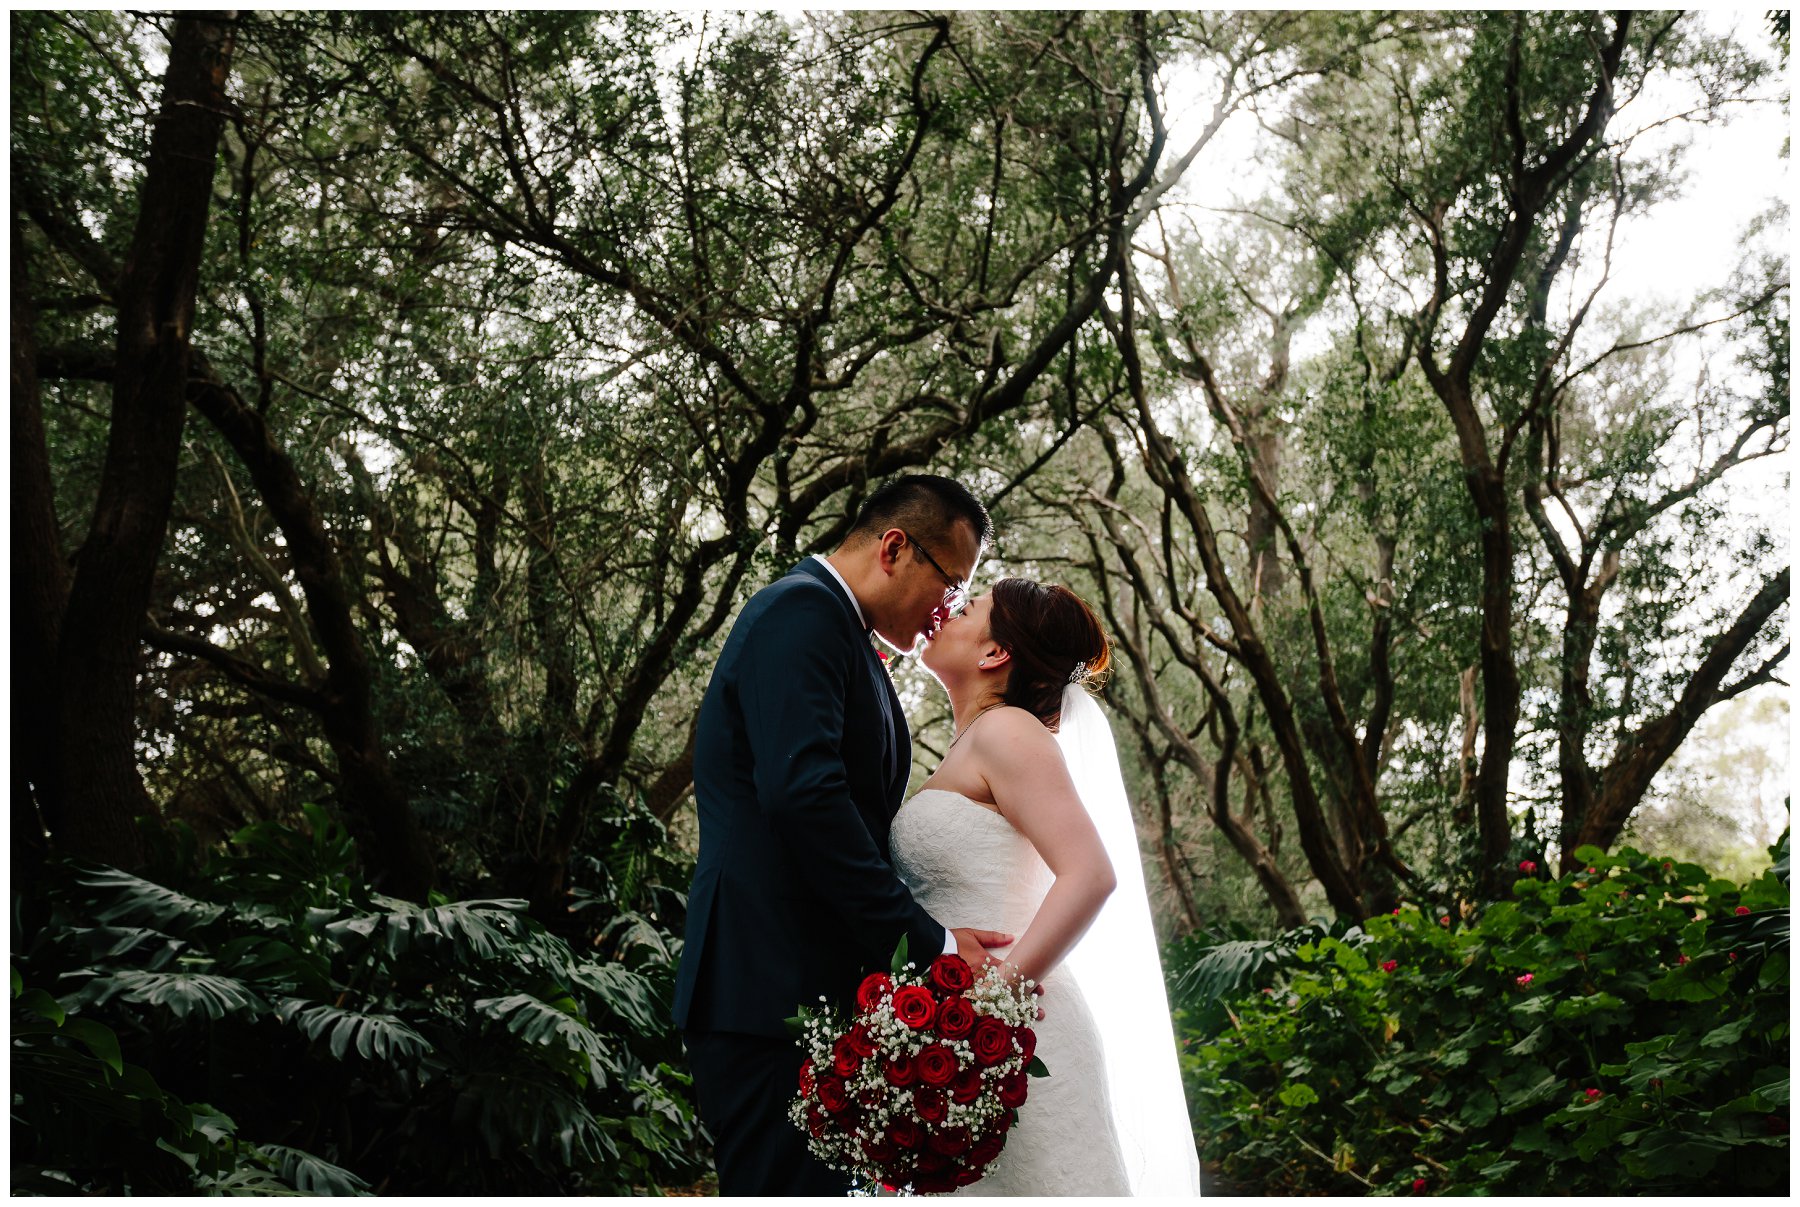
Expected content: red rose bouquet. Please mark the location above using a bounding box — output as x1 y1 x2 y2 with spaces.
787 939 1046 1195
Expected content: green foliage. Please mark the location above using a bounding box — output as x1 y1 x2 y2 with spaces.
12 808 705 1195
1177 844 1789 1194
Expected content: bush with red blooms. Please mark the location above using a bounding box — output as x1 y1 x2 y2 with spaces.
787 942 1045 1195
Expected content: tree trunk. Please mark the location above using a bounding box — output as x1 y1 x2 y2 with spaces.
12 219 64 878
50 15 235 869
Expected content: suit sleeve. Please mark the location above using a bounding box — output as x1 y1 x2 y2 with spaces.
737 590 945 967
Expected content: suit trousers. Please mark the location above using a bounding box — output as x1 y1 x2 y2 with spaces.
684 1030 854 1197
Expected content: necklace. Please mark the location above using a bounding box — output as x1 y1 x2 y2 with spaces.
944 704 1000 758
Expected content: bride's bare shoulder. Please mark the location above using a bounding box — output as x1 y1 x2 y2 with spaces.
969 706 1059 757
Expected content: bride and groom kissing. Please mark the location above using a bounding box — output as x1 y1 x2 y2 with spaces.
673 475 1199 1197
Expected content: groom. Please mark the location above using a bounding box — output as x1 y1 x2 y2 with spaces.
674 474 1009 1196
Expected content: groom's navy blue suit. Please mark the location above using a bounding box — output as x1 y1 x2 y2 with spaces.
675 558 945 1195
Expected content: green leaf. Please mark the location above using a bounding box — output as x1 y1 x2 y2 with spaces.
254 1143 373 1195
1701 1016 1755 1048
475 992 611 1065
891 934 911 977
104 971 265 1021
1027 1055 1050 1078
17 987 65 1026
1277 1082 1318 1109
60 1017 124 1075
278 999 433 1064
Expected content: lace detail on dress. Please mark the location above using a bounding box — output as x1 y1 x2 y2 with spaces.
891 790 1130 1197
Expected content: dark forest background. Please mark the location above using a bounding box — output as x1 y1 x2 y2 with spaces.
12 10 1788 1195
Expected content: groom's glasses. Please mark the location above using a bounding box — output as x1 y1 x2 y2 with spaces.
902 531 969 616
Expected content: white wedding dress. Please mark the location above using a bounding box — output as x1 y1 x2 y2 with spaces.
892 788 1131 1196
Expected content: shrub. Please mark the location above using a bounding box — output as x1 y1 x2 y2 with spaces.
12 803 707 1195
1178 841 1789 1194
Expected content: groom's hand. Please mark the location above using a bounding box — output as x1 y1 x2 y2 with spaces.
950 927 1013 973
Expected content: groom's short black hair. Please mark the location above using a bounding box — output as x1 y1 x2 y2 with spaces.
845 474 993 552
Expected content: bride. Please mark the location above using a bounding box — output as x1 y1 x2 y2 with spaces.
900 577 1200 1196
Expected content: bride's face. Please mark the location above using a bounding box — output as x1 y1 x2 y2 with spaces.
920 591 995 679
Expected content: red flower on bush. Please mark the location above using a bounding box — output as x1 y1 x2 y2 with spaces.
1519 859 1537 873
929 954 975 994
1411 1177 1427 1193
917 1044 959 1087
1735 905 1751 916
1439 916 1451 927
935 994 976 1040
1584 1088 1602 1102
856 972 893 1014
971 1016 1013 1066
892 985 938 1030
1677 954 1690 965
1515 973 1533 987
1381 959 1398 973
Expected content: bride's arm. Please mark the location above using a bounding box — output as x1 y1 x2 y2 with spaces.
975 708 1116 986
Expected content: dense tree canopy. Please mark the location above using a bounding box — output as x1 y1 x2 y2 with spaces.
13 4 1786 942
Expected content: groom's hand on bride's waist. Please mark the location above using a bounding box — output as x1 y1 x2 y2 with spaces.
949 927 1014 976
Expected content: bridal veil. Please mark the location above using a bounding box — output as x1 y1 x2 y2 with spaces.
1056 683 1203 1196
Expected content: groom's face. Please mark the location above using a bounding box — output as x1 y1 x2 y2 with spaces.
882 519 980 653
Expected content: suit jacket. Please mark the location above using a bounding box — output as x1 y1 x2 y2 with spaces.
673 558 944 1038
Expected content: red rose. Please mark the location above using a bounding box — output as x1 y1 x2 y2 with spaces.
889 1119 923 1150
928 1125 972 1156
817 1075 850 1114
856 1082 886 1108
862 1133 899 1163
883 1054 919 1087
848 1022 878 1058
893 985 938 1030
996 1107 1017 1133
806 1105 827 1137
971 1016 1013 1066
857 971 893 1014
951 1066 984 1104
917 1043 959 1087
914 1171 958 1195
998 1069 1029 1109
798 1058 815 1095
968 1134 1005 1167
929 953 975 994
935 995 977 1040
954 1166 985 1187
917 1149 950 1174
833 1034 862 1076
914 1085 949 1123
1013 1026 1037 1063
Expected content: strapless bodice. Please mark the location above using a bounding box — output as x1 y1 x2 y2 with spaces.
890 788 1054 971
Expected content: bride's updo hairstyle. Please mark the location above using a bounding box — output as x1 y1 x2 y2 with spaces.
986 578 1110 730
